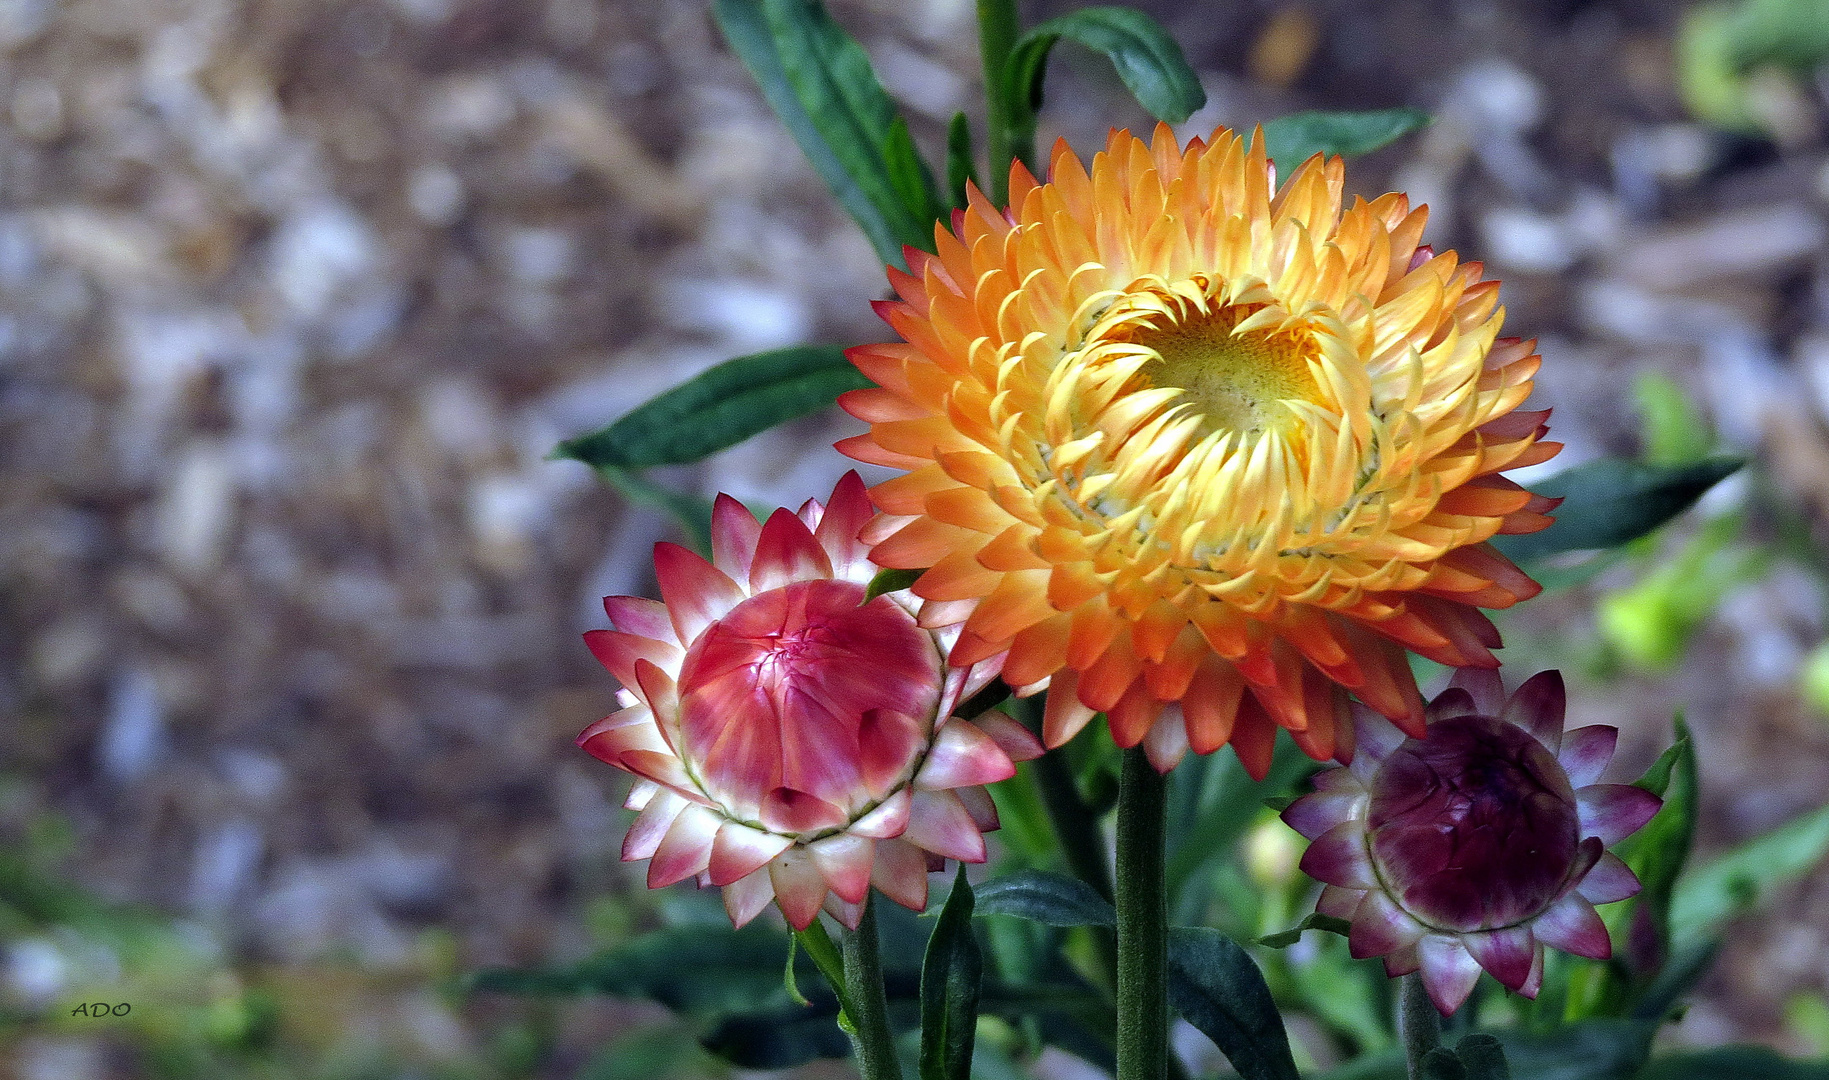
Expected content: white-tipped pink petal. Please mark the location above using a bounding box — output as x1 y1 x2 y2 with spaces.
760 787 851 835
622 789 689 861
1465 925 1536 992
750 509 835 593
578 705 665 768
823 893 866 929
603 595 677 642
1447 668 1506 715
795 497 824 531
648 804 720 888
919 598 978 629
723 867 777 927
618 749 703 799
903 789 989 862
1384 945 1421 977
813 471 876 580
1418 935 1484 1014
625 779 660 812
710 494 764 581
1532 892 1611 960
653 542 749 644
1043 671 1098 747
769 848 830 930
850 788 912 839
1348 889 1426 958
1558 726 1619 788
1317 885 1366 920
1520 940 1546 999
971 711 1045 762
584 630 682 693
632 659 680 727
1144 705 1191 772
954 784 1001 832
1282 790 1363 841
1348 704 1408 785
871 837 931 911
1577 851 1642 905
809 834 876 904
916 720 1017 789
1301 821 1378 890
1503 669 1566 751
1577 785 1662 844
708 822 793 887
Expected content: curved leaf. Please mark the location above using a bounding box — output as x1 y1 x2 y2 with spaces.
1490 456 1745 561
713 0 941 267
973 870 1116 927
1008 7 1206 125
920 867 981 1080
1257 108 1432 165
1166 927 1300 1080
554 345 869 470
1670 801 1829 940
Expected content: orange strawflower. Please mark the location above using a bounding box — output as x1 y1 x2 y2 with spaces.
837 125 1558 775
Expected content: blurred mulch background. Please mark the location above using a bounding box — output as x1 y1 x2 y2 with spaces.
3 0 1828 1076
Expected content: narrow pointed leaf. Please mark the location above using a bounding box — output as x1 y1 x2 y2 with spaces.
1256 912 1352 949
920 866 982 1080
1257 108 1432 164
712 0 940 267
1167 927 1301 1080
1490 456 1744 561
555 345 870 470
1670 801 1829 940
946 112 979 211
867 567 925 601
973 870 1116 927
1008 8 1206 128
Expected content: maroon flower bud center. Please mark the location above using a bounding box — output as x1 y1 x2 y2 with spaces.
676 579 942 821
1365 715 1579 933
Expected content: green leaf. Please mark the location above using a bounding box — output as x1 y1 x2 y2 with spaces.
712 0 939 267
1317 1022 1655 1080
1166 927 1300 1080
1670 801 1829 941
1640 1045 1829 1080
1255 912 1351 949
973 870 1116 927
1257 109 1432 165
867 567 924 601
920 866 982 1080
946 112 979 211
1166 734 1317 924
884 115 945 229
1614 720 1697 949
1007 8 1206 127
1489 456 1744 561
1454 1034 1513 1080
595 465 716 555
555 345 869 471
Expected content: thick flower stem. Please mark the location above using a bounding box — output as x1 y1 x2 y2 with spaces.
1116 746 1169 1080
840 896 903 1080
975 0 1025 204
1400 973 1442 1080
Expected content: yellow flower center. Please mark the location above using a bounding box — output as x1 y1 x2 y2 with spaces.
1132 303 1321 436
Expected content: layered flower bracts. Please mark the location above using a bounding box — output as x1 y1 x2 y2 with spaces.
1282 669 1663 1014
578 473 1041 930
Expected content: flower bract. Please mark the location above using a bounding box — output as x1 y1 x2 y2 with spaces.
1282 669 1664 1014
838 124 1560 774
579 473 1041 929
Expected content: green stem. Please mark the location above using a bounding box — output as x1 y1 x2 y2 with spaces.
840 896 903 1080
1116 746 1169 1080
1400 973 1442 1080
976 0 1024 204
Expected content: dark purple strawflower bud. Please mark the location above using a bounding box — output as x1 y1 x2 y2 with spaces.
1282 669 1662 1015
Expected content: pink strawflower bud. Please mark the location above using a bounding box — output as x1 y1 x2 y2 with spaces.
1282 669 1662 1015
579 472 1042 930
